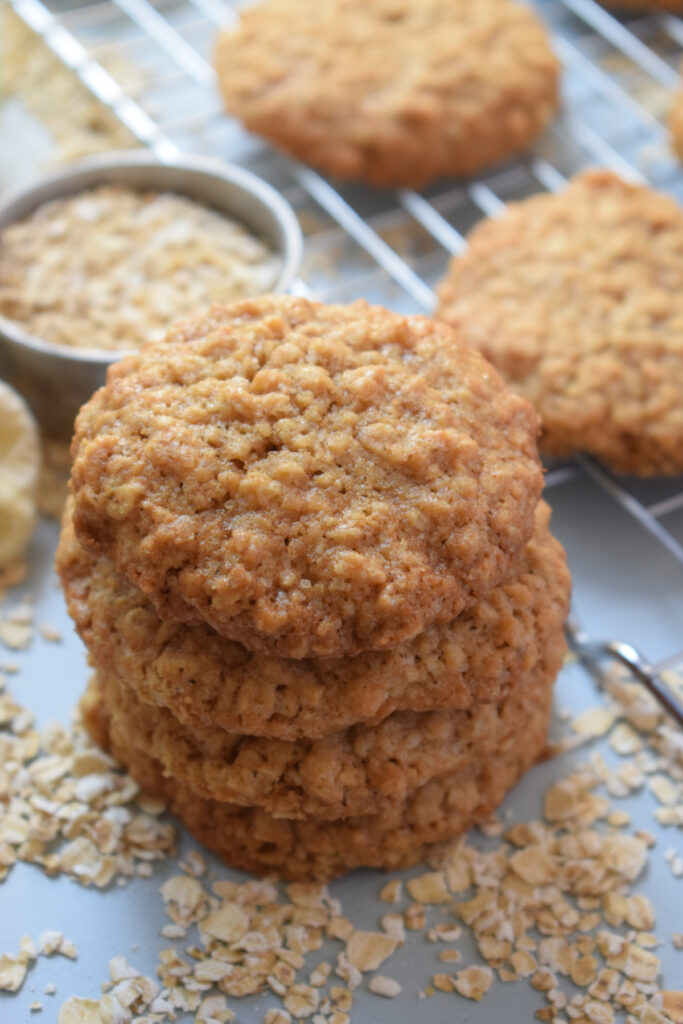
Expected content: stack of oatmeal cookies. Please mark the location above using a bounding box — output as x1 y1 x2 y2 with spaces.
57 295 570 881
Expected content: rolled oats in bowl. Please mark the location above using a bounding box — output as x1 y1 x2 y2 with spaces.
0 184 283 352
0 151 302 439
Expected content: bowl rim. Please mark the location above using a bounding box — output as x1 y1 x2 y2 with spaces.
0 149 304 365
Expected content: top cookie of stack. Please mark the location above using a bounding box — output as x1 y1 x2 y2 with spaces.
69 296 543 660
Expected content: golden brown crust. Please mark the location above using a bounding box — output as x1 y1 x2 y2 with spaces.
214 0 559 189
57 501 569 741
437 170 683 476
95 635 565 820
69 296 542 658
82 676 553 881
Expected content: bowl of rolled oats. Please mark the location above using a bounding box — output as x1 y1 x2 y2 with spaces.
0 150 303 440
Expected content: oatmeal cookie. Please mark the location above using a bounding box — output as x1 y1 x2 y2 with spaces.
82 677 552 881
437 170 683 476
70 296 542 658
58 501 569 740
214 0 559 189
95 637 564 819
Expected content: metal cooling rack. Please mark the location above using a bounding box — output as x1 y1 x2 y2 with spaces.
7 0 683 694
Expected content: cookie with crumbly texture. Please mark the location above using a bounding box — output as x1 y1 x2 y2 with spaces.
214 0 559 189
96 632 564 820
82 678 552 881
437 171 683 476
70 296 542 658
57 500 569 740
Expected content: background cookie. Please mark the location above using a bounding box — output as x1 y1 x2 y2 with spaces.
214 0 559 189
437 170 683 476
70 296 542 658
83 677 552 881
58 501 569 740
95 640 564 820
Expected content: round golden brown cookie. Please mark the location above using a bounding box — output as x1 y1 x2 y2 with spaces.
82 678 552 881
57 500 569 741
214 0 559 189
69 296 543 658
437 170 683 476
95 634 564 820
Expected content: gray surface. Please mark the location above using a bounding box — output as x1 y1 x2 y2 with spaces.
2 0 683 1018
0 486 682 1022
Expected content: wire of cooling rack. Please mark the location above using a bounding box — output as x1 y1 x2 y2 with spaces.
7 0 683 694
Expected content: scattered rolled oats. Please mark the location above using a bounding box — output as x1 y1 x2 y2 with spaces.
532 967 558 992
378 880 402 904
649 775 678 807
661 992 683 1023
380 913 405 943
0 619 32 650
283 983 320 1018
200 904 249 944
160 876 208 927
345 932 398 972
39 624 62 643
368 975 401 998
610 724 643 756
403 902 426 930
509 845 557 886
265 1010 292 1024
573 707 618 738
326 917 354 942
57 997 102 1023
431 973 455 993
426 924 462 943
510 950 538 978
38 931 72 957
406 871 450 904
453 965 494 1001
0 952 30 992
438 949 462 964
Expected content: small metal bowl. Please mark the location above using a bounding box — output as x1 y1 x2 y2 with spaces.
0 150 303 441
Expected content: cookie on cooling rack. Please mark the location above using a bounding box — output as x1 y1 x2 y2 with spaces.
57 499 569 740
82 672 553 882
436 170 683 476
214 0 559 189
69 296 542 659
